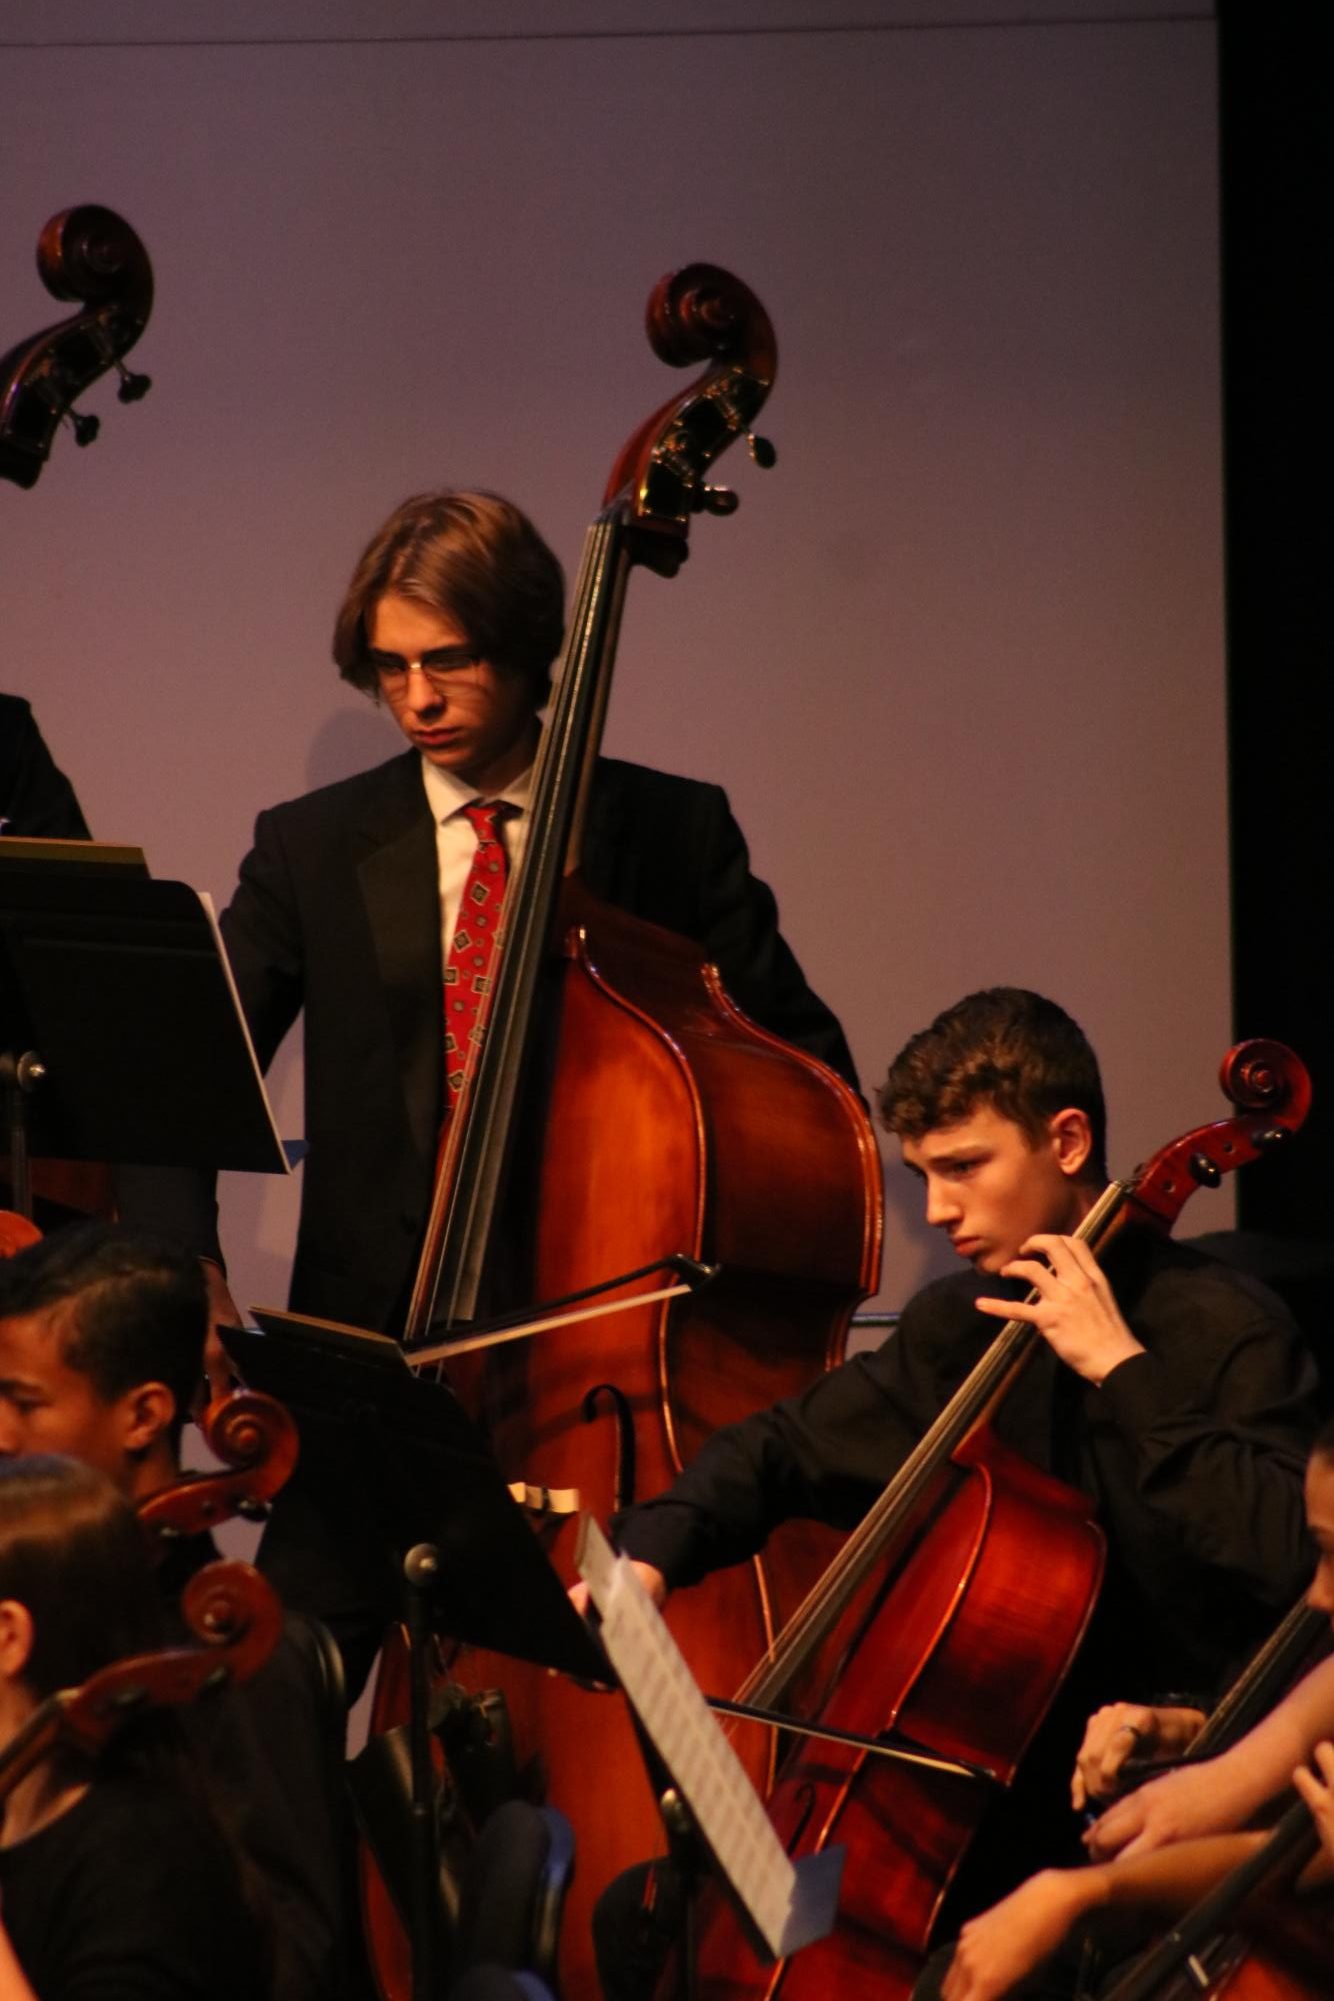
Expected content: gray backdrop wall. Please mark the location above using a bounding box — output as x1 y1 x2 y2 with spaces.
1 0 1232 1321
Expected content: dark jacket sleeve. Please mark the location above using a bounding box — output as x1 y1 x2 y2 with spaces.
584 760 861 1093
615 1279 978 1586
0 694 91 838
114 805 307 1266
685 786 860 1092
1094 1259 1318 1610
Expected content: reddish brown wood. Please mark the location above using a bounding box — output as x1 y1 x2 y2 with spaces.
448 881 881 1991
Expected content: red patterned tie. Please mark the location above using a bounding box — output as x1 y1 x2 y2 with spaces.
443 800 512 1108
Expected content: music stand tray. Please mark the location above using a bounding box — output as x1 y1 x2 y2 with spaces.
221 1312 606 1683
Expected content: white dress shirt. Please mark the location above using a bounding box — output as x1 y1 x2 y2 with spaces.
419 756 533 958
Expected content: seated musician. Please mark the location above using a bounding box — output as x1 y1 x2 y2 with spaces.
593 988 1319 1980
0 1221 355 2001
116 486 860 1691
931 1413 1334 2000
0 1453 265 1999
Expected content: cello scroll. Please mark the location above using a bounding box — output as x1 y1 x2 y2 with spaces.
1125 1040 1311 1236
137 1388 300 1541
0 205 153 490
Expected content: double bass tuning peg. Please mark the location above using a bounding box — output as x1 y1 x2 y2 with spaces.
63 407 100 447
115 361 151 403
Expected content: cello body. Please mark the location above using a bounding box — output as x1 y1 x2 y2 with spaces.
689 1426 1104 1999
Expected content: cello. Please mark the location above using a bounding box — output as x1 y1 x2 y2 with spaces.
361 264 883 1996
678 1040 1312 1998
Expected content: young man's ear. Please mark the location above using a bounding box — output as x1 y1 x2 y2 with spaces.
119 1381 177 1458
1048 1107 1094 1181
0 1597 36 1680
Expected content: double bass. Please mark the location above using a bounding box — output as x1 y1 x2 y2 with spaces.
363 265 883 1995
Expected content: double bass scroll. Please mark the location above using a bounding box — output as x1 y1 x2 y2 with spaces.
0 205 153 490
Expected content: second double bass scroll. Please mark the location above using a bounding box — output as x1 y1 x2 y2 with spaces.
392 266 884 1992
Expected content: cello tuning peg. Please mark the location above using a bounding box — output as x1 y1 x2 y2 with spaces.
115 362 152 403
64 408 101 447
747 433 777 469
699 485 739 516
1187 1151 1223 1190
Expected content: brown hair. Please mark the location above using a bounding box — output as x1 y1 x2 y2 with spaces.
0 1455 162 1700
333 489 565 700
878 987 1108 1182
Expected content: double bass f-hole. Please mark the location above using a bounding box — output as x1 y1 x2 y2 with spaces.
0 205 154 491
581 1382 637 1514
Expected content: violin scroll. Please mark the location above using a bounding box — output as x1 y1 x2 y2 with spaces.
603 262 777 574
1125 1039 1312 1235
1 205 154 490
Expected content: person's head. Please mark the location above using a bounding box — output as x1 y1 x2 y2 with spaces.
1305 1416 1334 1620
878 988 1108 1273
333 490 565 795
0 1223 206 1495
0 1454 162 1725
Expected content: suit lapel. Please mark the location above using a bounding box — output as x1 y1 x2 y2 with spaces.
353 755 442 1164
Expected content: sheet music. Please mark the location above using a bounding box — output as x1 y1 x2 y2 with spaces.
196 890 292 1172
576 1516 833 1958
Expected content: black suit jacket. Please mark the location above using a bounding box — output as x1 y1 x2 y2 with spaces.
0 693 91 838
127 751 858 1331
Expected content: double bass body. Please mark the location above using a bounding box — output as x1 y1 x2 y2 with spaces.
460 876 883 1983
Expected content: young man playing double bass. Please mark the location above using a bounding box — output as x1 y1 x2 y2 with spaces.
118 486 860 1690
595 988 1319 1978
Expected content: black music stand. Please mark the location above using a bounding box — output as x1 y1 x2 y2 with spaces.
0 842 288 1180
218 1313 608 2001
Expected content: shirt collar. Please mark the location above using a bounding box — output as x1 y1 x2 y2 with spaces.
420 755 534 823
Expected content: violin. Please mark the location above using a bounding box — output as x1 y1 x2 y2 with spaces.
0 205 152 491
684 1040 1312 1998
0 1557 283 1796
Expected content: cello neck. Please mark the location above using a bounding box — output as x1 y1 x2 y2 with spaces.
1188 1600 1330 1763
737 1177 1132 1710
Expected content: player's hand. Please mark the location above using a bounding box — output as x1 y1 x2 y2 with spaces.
567 1559 669 1619
1072 1703 1206 1810
1292 1741 1334 1866
976 1234 1144 1385
1083 1761 1227 1861
941 1869 1099 2001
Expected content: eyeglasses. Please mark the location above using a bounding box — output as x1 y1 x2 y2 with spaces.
365 645 478 692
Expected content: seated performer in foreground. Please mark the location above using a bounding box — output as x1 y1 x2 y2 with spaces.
0 1454 265 1999
934 1412 1334 2000
0 1222 353 2001
594 988 1318 1976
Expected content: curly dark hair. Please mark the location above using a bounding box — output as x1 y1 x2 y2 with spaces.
878 987 1107 1182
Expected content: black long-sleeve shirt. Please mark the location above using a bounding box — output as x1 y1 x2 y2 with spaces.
618 1232 1321 1703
